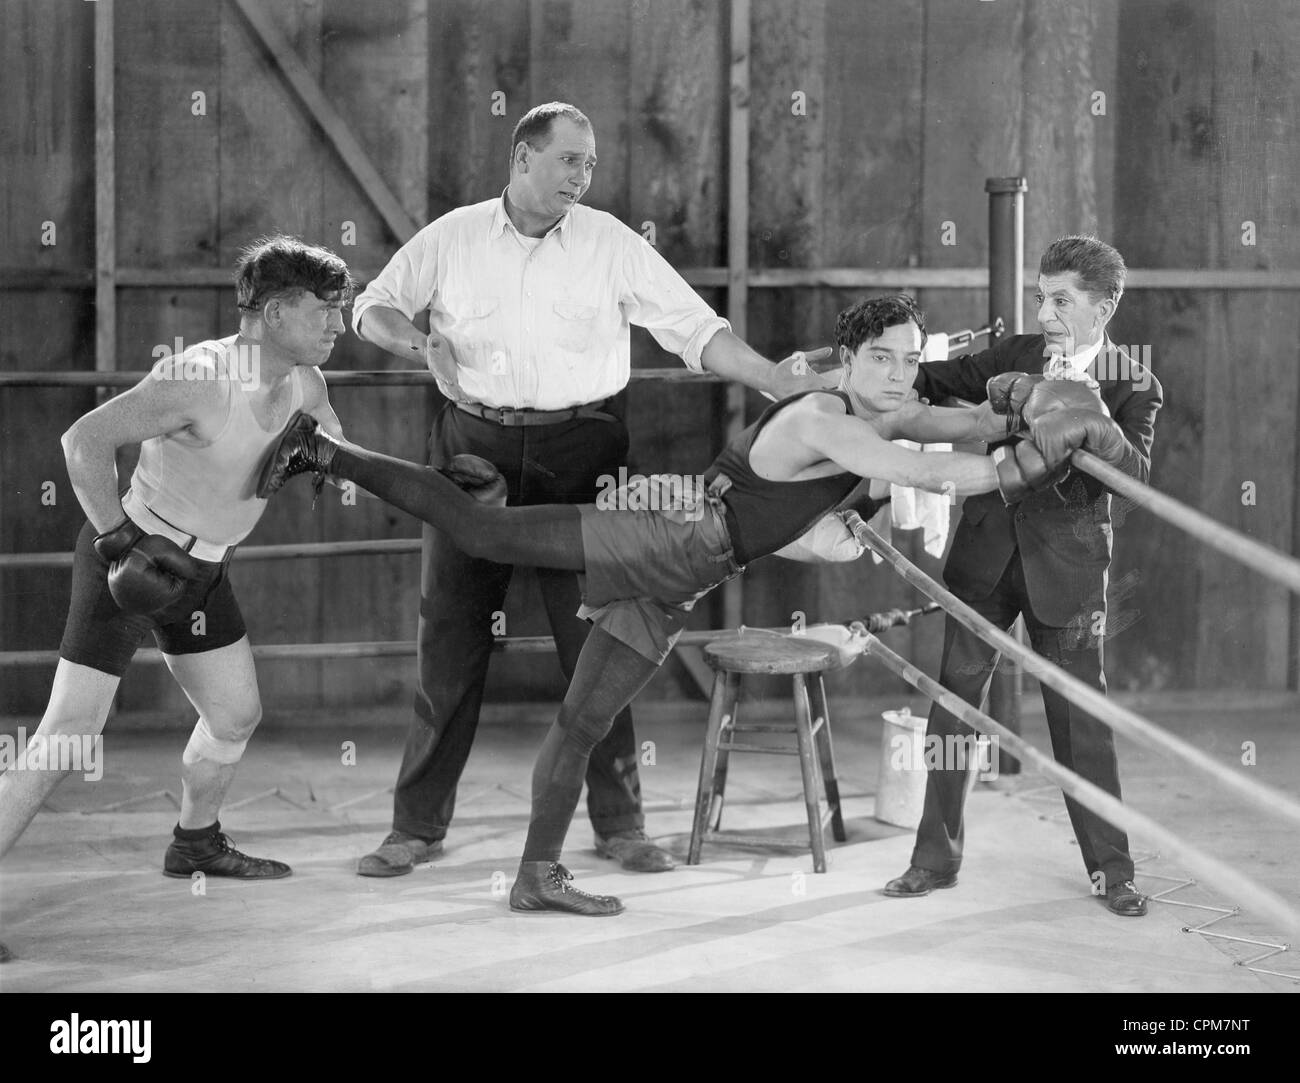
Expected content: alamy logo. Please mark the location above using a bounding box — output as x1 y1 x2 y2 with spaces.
152 339 261 390
594 468 708 521
49 1014 151 1063
0 730 102 781
1096 344 1153 390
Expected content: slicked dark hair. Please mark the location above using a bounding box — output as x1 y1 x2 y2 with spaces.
510 102 592 165
1039 235 1126 304
834 293 927 355
235 234 354 313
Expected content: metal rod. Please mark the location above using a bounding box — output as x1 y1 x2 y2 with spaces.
850 521 1300 830
861 632 1300 938
1072 449 1300 595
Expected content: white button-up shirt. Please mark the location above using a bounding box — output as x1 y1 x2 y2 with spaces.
352 195 730 410
1045 336 1105 379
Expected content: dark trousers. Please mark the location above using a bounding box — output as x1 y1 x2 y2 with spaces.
392 402 644 841
910 551 1134 887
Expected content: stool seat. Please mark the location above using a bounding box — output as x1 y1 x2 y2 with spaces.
689 633 848 873
703 634 838 675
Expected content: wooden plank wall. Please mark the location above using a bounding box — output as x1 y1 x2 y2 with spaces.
3 0 1299 716
0 1 96 708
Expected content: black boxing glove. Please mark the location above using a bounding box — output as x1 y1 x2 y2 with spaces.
1020 377 1107 428
986 373 1044 437
93 519 201 616
440 454 508 507
993 440 1067 505
1029 408 1129 472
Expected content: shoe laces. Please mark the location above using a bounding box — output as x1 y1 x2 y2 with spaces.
549 862 607 899
282 447 327 506
211 831 238 854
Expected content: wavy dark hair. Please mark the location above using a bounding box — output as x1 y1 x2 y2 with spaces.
1039 235 1126 303
834 293 927 354
235 234 354 313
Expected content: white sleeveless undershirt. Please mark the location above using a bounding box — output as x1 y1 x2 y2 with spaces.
125 338 306 546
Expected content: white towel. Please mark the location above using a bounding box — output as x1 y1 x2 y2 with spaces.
873 331 952 562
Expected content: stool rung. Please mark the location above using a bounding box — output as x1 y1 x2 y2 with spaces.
716 741 800 755
730 723 798 734
702 830 814 851
820 805 839 829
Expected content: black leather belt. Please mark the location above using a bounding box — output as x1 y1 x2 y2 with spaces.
453 399 618 427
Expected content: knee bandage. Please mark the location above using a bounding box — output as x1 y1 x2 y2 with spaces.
181 717 250 766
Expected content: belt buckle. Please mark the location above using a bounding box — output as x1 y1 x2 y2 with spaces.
496 405 527 427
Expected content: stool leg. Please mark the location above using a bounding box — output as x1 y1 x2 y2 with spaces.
808 674 846 842
792 673 827 873
689 672 734 866
709 672 739 830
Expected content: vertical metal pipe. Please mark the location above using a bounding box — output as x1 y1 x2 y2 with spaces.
721 0 751 630
984 177 1027 773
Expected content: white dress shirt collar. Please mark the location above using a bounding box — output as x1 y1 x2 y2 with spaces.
489 189 573 250
1049 336 1105 376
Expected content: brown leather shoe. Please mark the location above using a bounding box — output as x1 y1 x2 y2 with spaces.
357 832 443 878
509 861 624 916
883 865 958 897
1104 879 1148 917
594 830 676 872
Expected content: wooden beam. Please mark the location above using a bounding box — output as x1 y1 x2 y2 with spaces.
0 367 729 390
228 0 419 242
94 0 115 381
7 266 1300 292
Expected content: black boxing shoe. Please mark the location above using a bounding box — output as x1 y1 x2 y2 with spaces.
509 861 624 916
163 824 292 880
257 411 341 499
883 865 958 897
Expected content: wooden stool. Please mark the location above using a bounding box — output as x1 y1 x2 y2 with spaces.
688 633 848 873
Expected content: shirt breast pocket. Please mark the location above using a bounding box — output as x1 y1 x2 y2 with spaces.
552 301 600 354
440 295 500 365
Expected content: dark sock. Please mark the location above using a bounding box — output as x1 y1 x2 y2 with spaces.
332 445 586 570
174 821 220 842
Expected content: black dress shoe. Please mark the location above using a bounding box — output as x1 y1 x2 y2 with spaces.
883 865 958 897
509 861 624 916
164 825 291 879
0 941 12 964
1104 879 1148 917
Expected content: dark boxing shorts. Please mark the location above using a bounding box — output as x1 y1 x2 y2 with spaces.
59 522 248 677
576 501 743 664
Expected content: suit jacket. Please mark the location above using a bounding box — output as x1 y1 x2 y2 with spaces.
913 334 1163 626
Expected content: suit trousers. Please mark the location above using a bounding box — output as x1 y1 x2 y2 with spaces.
910 550 1135 888
391 402 644 841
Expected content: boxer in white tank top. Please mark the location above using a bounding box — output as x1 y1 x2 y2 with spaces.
0 236 351 961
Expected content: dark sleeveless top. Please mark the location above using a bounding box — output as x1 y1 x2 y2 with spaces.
703 389 889 565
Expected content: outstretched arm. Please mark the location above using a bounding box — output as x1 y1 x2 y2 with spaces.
885 398 1006 444
795 403 998 496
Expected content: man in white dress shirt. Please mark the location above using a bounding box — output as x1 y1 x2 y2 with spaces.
351 102 828 877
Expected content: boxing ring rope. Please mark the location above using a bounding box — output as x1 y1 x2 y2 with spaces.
859 631 1300 940
846 518 1300 938
848 519 1300 830
1071 450 1300 594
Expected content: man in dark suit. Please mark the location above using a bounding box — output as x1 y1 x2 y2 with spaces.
884 235 1162 916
